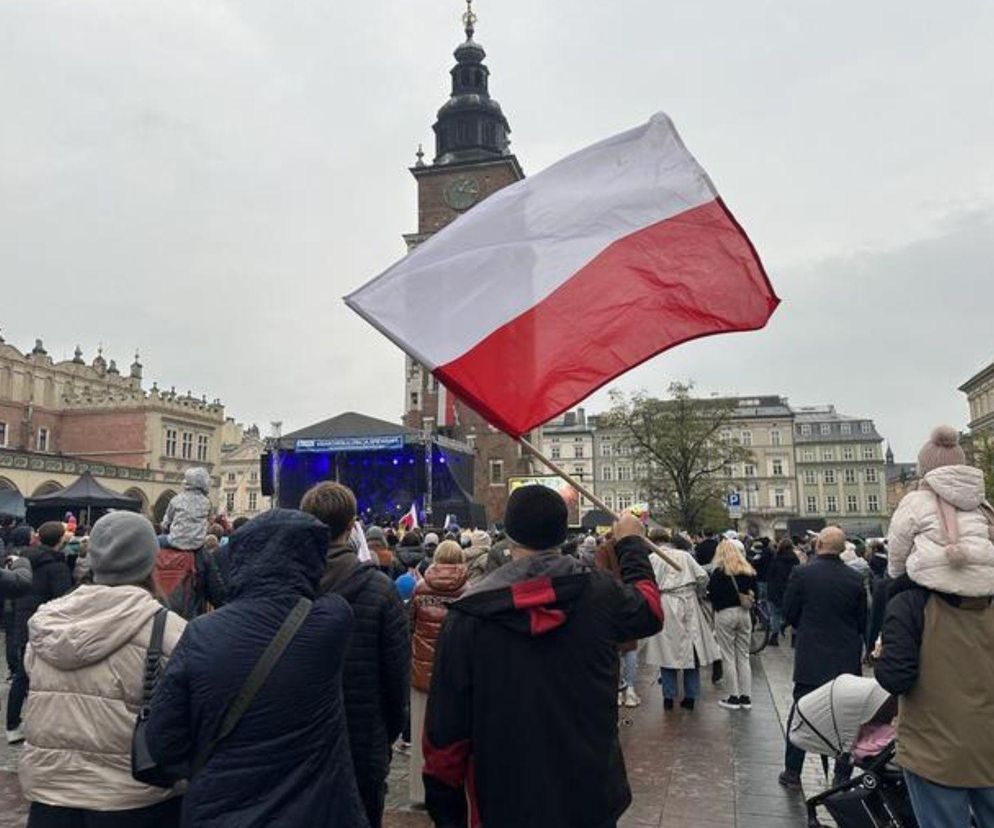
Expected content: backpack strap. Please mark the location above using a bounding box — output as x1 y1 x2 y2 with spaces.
192 596 312 773
139 609 169 717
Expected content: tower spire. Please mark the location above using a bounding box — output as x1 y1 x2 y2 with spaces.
463 0 476 40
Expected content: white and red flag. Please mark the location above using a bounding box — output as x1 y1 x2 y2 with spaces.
399 503 419 531
346 113 779 437
436 383 457 428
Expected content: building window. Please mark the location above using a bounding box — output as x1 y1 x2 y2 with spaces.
772 458 785 476
861 422 873 434
744 464 757 477
823 449 835 461
740 430 753 446
410 391 420 410
847 494 859 513
225 492 235 512
802 449 815 462
844 468 857 484
723 464 734 477
826 495 838 513
181 432 193 460
572 466 584 479
804 469 816 485
551 446 561 460
0 422 6 446
165 429 177 457
774 489 786 508
867 494 880 512
618 466 632 481
37 427 49 452
248 491 258 511
489 460 504 486
863 446 876 460
227 472 236 483
603 493 615 511
574 445 584 459
197 434 209 462
820 424 832 436
824 469 837 484
840 423 852 435
806 496 818 513
249 471 258 483
720 429 732 442
771 429 782 447
843 447 855 461
602 465 614 482
601 442 613 457
865 468 879 483
800 424 812 436
617 493 633 511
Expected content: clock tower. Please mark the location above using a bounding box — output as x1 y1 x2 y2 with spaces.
403 2 533 523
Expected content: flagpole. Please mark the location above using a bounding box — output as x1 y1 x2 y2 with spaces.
516 436 681 571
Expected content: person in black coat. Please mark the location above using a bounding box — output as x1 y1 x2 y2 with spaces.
6 522 72 741
766 538 801 646
779 526 866 790
301 482 410 828
145 509 369 828
423 488 663 828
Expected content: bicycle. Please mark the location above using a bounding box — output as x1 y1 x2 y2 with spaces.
749 599 772 655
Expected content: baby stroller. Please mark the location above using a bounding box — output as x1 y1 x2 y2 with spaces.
788 675 918 828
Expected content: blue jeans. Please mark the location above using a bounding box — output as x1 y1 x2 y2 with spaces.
620 650 637 690
660 667 700 700
905 770 994 828
770 602 784 635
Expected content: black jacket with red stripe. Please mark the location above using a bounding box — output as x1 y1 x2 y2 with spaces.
423 536 663 828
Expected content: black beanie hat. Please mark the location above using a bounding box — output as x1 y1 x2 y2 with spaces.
504 485 568 551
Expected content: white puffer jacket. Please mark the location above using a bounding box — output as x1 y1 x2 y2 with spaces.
20 585 186 810
888 465 994 597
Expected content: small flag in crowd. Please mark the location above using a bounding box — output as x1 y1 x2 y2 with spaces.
399 503 419 531
346 113 779 437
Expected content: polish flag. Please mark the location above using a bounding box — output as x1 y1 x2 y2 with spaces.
346 113 779 437
436 383 457 428
399 503 419 531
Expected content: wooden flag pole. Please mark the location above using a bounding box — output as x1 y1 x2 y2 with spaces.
516 436 681 571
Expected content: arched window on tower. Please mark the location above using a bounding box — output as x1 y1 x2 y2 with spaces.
474 70 483 88
461 68 471 87
456 120 471 144
484 122 497 147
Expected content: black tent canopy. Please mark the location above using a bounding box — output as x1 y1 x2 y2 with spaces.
0 489 26 520
25 471 141 524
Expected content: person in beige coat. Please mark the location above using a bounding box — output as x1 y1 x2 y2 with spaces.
19 511 186 828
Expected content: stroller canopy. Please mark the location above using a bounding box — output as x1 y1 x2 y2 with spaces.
788 675 890 757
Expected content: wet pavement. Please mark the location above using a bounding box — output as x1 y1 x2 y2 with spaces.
2 631 831 827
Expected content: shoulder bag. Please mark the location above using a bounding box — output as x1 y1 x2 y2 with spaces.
132 596 313 787
729 572 755 611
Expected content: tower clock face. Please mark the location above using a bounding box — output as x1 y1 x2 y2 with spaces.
443 174 482 211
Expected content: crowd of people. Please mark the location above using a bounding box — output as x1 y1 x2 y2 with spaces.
0 423 990 827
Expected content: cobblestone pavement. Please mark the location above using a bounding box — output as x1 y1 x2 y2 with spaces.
2 635 835 827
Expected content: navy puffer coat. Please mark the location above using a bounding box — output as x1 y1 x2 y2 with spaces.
145 509 368 828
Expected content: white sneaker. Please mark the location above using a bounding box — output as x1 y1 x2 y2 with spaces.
624 687 641 708
617 691 625 707
6 728 24 745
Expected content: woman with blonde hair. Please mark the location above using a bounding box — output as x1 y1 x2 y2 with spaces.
707 539 757 710
408 539 469 805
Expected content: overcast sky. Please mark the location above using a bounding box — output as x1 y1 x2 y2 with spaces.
3 0 992 459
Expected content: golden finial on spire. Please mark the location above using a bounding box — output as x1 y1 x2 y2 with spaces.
463 0 477 39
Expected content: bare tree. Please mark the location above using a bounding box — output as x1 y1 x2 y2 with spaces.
606 383 753 532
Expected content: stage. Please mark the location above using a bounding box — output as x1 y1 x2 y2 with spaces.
266 412 483 528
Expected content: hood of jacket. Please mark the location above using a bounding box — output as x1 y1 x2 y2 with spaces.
423 562 469 594
454 551 590 636
923 466 986 511
183 467 211 495
28 584 161 670
226 509 330 601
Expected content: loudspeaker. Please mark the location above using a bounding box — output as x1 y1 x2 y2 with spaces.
260 452 274 496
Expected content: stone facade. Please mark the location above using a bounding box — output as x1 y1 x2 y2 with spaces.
0 335 225 521
793 406 889 535
960 359 994 436
217 421 271 519
537 408 596 521
722 397 798 538
589 418 646 516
